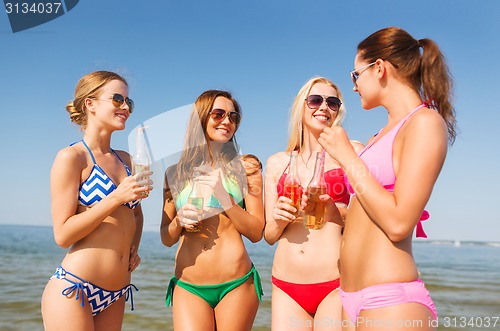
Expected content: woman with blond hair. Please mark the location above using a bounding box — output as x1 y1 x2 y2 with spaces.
41 71 152 330
264 77 363 330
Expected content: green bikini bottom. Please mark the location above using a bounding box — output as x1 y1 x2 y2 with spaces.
165 264 263 308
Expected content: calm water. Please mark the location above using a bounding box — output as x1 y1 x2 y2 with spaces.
0 225 499 331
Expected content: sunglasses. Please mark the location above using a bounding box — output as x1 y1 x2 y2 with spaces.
350 62 376 85
92 93 134 113
305 95 342 112
209 108 241 125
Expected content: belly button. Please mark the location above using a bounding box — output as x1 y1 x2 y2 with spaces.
299 249 304 254
203 245 208 251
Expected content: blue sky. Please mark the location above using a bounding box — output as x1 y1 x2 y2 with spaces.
1 0 499 241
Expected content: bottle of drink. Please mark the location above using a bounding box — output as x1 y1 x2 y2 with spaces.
133 126 151 177
283 151 301 216
303 151 327 230
186 170 203 232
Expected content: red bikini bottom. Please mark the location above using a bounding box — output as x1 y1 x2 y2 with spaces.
272 276 340 315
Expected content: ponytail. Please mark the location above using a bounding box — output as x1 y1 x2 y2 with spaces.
419 38 457 144
358 27 457 145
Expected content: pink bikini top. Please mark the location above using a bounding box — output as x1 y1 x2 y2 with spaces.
346 103 429 238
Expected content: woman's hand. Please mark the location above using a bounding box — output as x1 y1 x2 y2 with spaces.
128 245 141 272
272 196 297 224
195 167 227 200
194 167 235 210
114 171 153 204
301 193 344 226
319 126 355 165
177 203 200 230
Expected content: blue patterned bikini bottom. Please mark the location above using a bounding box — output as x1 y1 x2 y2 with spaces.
50 266 138 316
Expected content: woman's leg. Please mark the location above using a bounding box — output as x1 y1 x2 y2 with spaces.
172 285 216 331
342 309 356 331
315 289 342 331
356 303 435 331
214 277 259 331
270 284 314 331
94 295 126 331
41 278 94 331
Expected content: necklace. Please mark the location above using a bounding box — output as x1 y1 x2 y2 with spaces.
299 152 313 169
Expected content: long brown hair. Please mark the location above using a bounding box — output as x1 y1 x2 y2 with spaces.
166 90 246 197
357 27 457 144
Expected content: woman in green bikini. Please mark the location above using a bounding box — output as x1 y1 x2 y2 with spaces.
160 90 265 330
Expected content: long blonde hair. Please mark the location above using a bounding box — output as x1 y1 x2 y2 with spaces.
286 76 346 152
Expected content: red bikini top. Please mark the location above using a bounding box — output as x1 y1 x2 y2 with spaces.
277 166 350 206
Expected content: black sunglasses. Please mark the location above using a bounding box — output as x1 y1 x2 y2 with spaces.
209 108 241 125
305 95 342 112
92 93 134 113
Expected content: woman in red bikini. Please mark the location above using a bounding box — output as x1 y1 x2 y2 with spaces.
317 27 457 330
264 76 363 330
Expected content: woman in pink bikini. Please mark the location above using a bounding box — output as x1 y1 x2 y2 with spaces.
264 76 363 330
316 27 457 330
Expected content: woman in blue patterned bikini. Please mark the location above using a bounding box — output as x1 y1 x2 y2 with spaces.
41 71 152 331
161 90 265 331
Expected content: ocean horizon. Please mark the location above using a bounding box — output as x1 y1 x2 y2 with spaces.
1 224 499 331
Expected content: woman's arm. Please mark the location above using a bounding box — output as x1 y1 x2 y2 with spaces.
263 153 296 245
320 110 448 242
51 148 147 248
358 111 447 241
160 173 184 247
216 155 265 243
128 204 144 272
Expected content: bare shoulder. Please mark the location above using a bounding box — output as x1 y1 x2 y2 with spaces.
264 151 289 181
163 164 177 197
407 107 448 138
114 149 133 167
349 140 365 154
265 151 289 168
54 144 86 166
51 144 87 181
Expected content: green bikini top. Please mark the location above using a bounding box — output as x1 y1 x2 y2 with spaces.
175 178 244 210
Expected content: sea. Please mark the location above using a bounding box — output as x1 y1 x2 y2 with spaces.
0 224 499 331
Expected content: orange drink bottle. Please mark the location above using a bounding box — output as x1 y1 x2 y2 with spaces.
283 151 301 216
303 151 327 229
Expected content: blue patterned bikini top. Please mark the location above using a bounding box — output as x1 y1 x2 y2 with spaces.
75 140 139 209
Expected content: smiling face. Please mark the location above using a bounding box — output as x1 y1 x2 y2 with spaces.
86 79 131 131
303 82 339 132
206 96 237 143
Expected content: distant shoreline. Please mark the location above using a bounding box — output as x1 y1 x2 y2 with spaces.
1 223 499 246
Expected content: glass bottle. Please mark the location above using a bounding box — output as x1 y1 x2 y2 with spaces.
186 170 203 232
283 151 301 216
132 126 151 177
303 151 327 229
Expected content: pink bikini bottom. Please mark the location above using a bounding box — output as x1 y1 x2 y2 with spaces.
340 279 437 323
